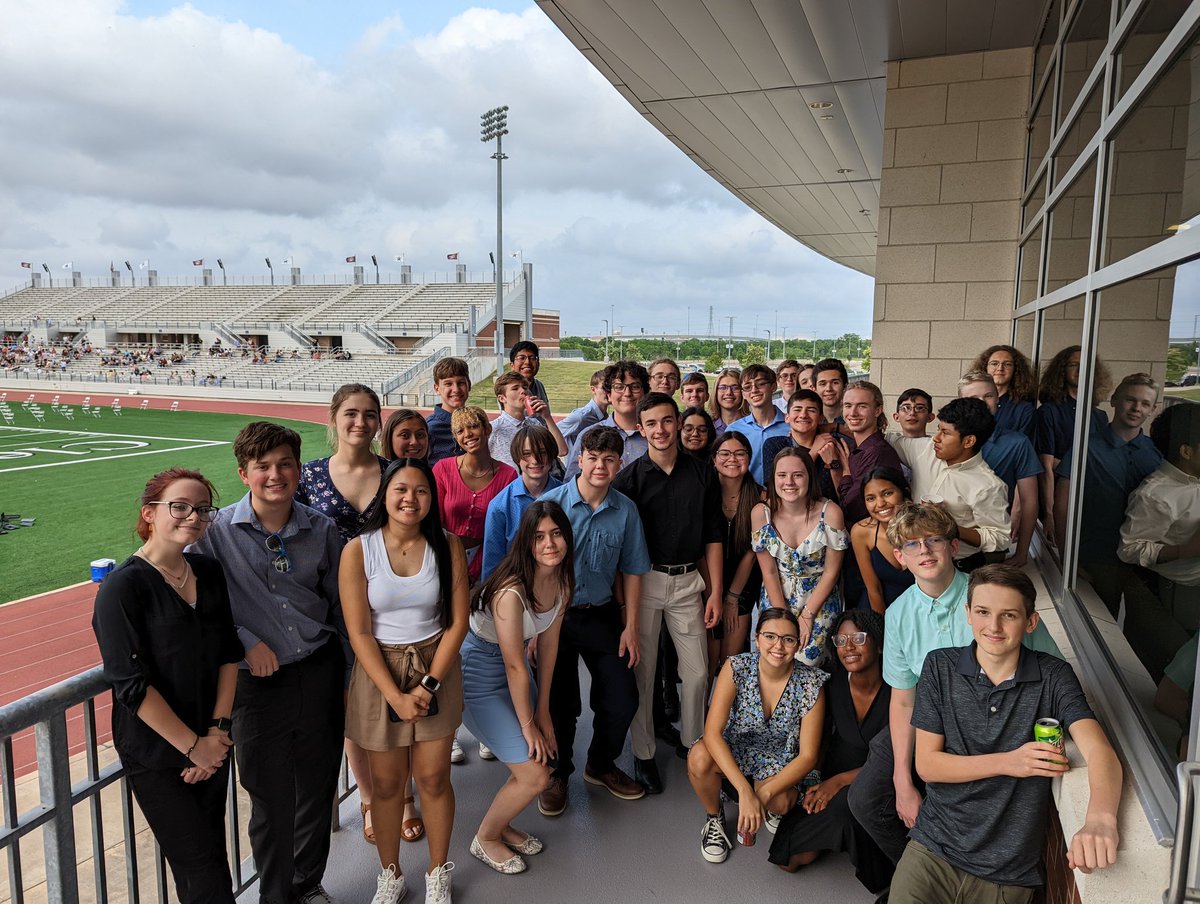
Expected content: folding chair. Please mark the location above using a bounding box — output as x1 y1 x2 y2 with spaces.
61 407 74 421
1 409 13 425
169 401 180 413
140 399 150 411
31 408 45 423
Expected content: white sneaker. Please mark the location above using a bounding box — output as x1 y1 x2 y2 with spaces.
701 815 731 863
478 743 496 760
371 866 406 904
424 862 454 904
765 811 781 834
449 737 465 764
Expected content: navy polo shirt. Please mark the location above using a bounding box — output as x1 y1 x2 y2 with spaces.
910 644 1095 887
981 428 1042 497
995 394 1034 439
1056 418 1161 559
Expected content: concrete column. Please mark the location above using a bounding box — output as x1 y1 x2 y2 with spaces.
873 47 1032 408
31 272 42 288
202 268 213 286
290 267 301 286
455 264 466 283
400 265 412 284
353 265 364 285
147 269 158 287
71 271 81 287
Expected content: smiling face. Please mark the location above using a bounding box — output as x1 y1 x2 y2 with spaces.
842 386 880 436
834 619 879 673
648 363 681 396
434 375 471 410
797 367 814 391
757 619 801 668
894 397 933 435
893 532 959 583
814 369 845 412
986 350 1015 393
715 375 743 414
512 349 540 380
786 396 822 439
333 392 381 449
772 453 810 504
680 380 709 408
517 442 551 482
532 514 568 569
680 413 711 452
713 436 750 479
959 380 999 415
637 402 679 452
452 417 486 454
777 365 799 399
389 417 429 460
142 478 213 547
608 374 645 418
741 373 775 409
1111 384 1157 432
863 477 905 524
967 583 1038 657
578 449 622 491
384 466 432 527
238 445 300 505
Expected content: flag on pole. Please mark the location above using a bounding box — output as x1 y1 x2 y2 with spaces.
20 261 31 269
138 260 149 269
61 261 73 270
192 259 204 266
345 255 356 263
446 252 459 261
510 250 522 260
394 254 405 263
281 257 293 265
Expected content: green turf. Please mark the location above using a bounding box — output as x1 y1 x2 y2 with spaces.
0 406 330 603
467 359 603 413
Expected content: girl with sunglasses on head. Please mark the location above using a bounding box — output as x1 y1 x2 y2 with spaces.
850 467 916 614
460 502 574 875
768 610 893 895
340 458 470 904
92 468 242 904
709 368 749 436
295 383 390 845
708 431 764 676
686 609 827 864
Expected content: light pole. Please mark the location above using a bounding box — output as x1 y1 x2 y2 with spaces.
125 260 133 287
217 258 226 286
371 254 380 285
764 329 772 361
265 257 274 286
602 319 610 362
481 105 509 381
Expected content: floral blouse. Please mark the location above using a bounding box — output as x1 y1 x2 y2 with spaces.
296 455 389 545
723 652 827 781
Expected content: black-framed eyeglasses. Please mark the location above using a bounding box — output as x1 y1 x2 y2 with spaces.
265 532 292 573
832 632 869 648
758 631 799 648
146 501 220 522
681 425 710 435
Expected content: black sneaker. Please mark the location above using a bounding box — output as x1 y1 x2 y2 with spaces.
700 815 731 863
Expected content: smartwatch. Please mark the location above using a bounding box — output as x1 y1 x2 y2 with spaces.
419 674 442 694
209 717 233 734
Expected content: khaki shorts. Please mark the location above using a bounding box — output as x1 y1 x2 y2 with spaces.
890 841 1035 904
345 632 463 751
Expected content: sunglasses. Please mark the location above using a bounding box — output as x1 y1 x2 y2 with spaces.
265 532 292 573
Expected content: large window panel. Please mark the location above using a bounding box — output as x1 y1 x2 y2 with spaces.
1018 224 1045 306
1036 0 1064 88
1047 157 1098 292
1028 79 1056 190
1059 0 1111 129
1054 83 1102 186
1105 29 1200 266
1115 0 1194 102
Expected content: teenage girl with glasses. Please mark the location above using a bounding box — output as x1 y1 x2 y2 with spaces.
708 368 749 436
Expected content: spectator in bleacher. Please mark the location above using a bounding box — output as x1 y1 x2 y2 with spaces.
709 368 749 437
971 344 1036 438
92 467 240 904
428 358 472 465
294 385 389 848
509 341 549 407
481 424 564 582
563 360 650 479
382 409 430 462
557 369 608 448
680 371 710 410
775 359 802 413
648 358 682 397
188 423 345 904
433 406 517 585
488 371 567 470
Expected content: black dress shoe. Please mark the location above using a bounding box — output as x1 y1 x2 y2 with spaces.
655 724 682 747
663 699 680 723
634 757 663 795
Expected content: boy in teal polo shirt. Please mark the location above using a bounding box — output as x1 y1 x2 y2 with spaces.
847 503 1059 865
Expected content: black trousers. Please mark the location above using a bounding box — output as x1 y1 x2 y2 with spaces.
127 761 235 904
233 640 345 904
549 603 639 779
846 725 924 866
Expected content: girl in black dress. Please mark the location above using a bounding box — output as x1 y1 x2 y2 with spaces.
768 609 894 895
92 468 243 904
850 467 915 613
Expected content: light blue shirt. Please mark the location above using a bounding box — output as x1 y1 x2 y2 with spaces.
563 415 647 480
480 474 564 581
883 570 1060 690
727 409 790 485
540 478 651 607
557 398 607 448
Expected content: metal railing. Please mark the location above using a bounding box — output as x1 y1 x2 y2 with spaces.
0 668 358 904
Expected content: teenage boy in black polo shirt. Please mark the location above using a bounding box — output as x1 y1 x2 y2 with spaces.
613 393 724 793
892 564 1121 904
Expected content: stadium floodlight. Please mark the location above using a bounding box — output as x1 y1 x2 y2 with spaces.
125 260 133 287
217 258 226 286
265 257 274 286
371 254 380 284
41 263 51 288
480 105 509 381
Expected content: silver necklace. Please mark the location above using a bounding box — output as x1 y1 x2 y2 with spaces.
139 550 192 590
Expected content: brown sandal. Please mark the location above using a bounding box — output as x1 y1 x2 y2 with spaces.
401 795 425 843
360 802 376 845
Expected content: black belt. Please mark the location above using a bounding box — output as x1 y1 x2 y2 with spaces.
651 563 698 576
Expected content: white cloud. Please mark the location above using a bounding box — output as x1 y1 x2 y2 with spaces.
0 1 873 337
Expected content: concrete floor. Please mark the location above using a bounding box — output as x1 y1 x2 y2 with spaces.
308 714 877 904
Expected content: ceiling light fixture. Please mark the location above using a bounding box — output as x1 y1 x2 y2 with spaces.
809 101 834 110
818 114 834 120
836 168 854 174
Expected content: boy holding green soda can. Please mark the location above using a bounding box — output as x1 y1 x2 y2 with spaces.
889 564 1122 904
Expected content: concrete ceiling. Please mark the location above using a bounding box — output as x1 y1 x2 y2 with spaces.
537 0 1047 275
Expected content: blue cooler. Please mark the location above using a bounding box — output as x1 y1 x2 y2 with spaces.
90 558 116 582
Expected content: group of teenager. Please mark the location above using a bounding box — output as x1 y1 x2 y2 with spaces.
92 338 1152 904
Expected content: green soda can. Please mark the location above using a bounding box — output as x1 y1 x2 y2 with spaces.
1034 718 1064 750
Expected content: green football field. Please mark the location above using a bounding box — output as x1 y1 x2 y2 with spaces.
0 404 331 603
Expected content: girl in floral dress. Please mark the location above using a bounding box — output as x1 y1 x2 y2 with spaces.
751 446 848 667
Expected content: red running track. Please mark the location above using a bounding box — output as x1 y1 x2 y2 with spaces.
0 390 339 776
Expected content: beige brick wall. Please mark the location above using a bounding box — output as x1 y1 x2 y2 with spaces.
873 47 1032 410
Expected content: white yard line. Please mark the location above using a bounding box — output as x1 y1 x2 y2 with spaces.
0 440 228 473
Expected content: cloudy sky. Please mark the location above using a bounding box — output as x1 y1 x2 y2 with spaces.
0 0 876 340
